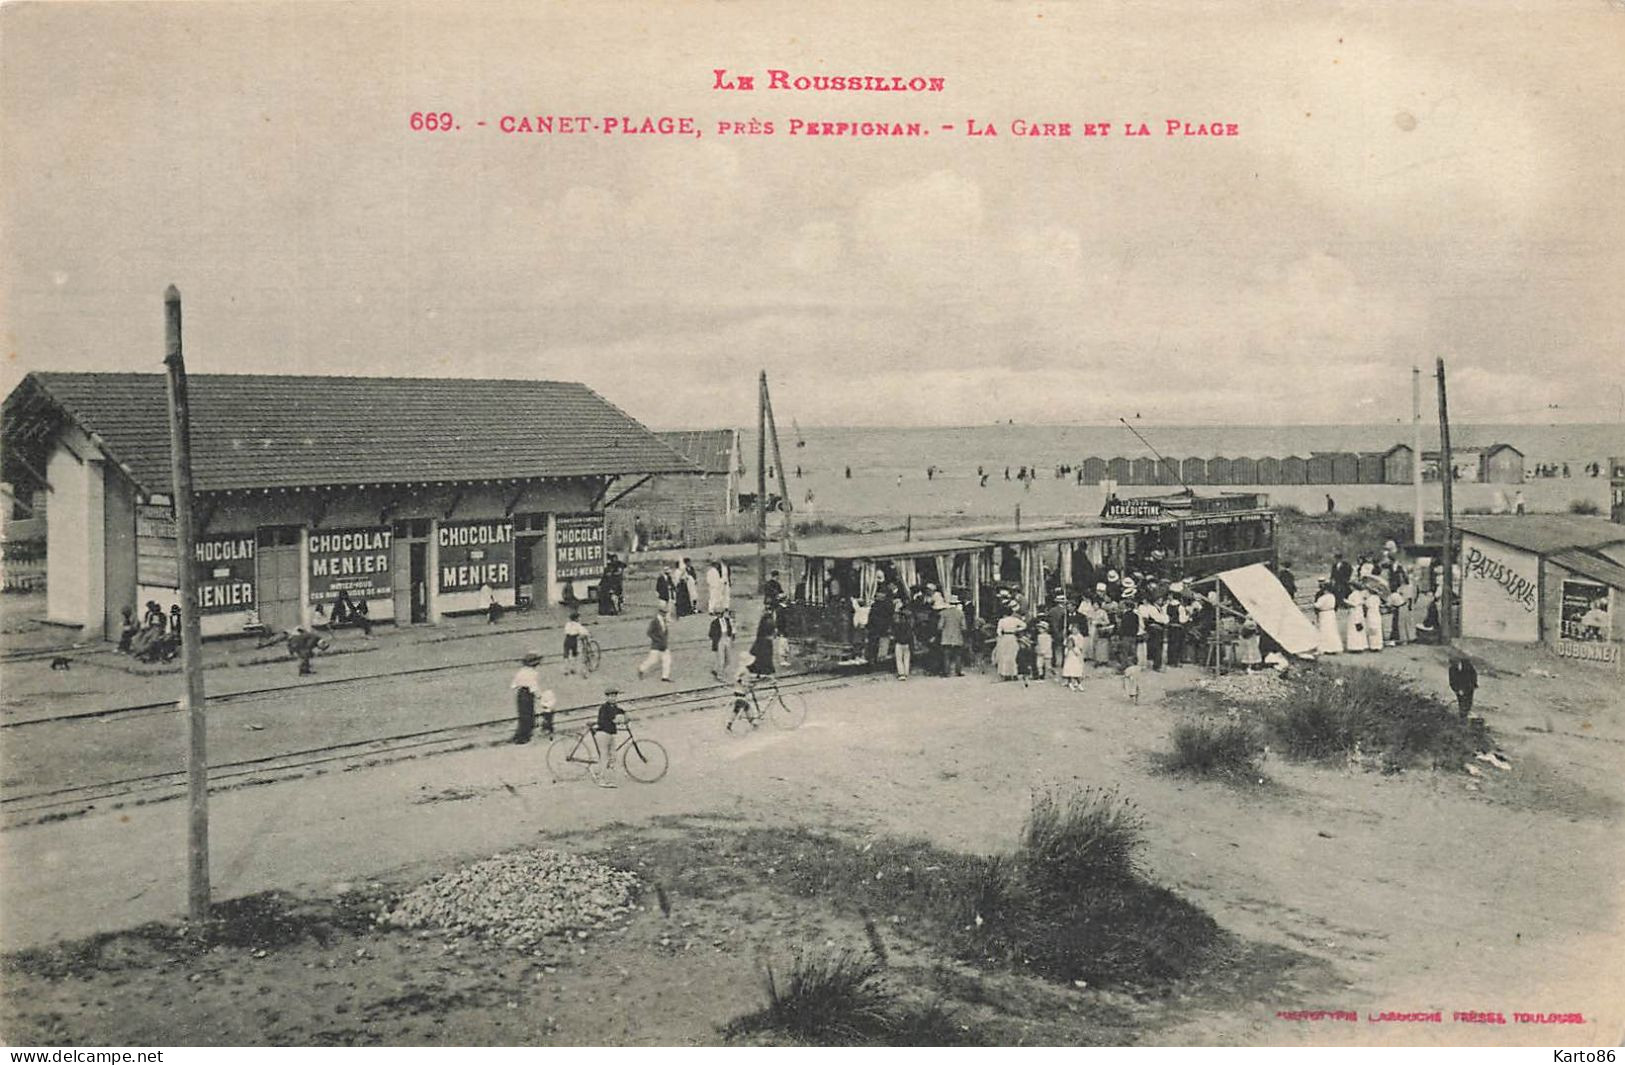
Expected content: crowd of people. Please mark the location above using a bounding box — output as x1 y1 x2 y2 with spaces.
1311 539 1441 656
829 560 1274 685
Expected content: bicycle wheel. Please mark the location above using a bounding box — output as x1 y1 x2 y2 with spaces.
770 688 808 729
583 638 602 673
621 738 669 783
546 733 592 781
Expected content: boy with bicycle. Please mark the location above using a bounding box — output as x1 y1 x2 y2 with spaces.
593 686 628 787
562 610 590 676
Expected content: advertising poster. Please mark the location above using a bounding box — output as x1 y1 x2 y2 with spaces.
307 526 394 604
554 513 607 581
1560 579 1612 642
437 519 514 594
192 532 255 614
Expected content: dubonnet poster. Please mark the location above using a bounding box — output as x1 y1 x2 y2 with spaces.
1 0 1622 1052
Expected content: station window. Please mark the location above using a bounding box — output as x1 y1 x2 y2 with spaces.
256 525 302 548
392 519 431 540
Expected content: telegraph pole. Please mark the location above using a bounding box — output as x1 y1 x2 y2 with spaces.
1435 358 1455 643
163 285 210 924
756 372 768 587
1412 365 1425 545
762 376 796 561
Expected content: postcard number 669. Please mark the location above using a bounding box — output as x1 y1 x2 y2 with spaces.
409 112 456 132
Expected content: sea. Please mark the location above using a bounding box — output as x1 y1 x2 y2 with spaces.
728 423 1625 523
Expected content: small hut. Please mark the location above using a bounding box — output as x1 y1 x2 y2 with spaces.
1107 457 1132 485
1382 444 1413 485
1331 452 1360 484
1357 452 1386 484
1230 456 1259 485
1082 456 1109 485
1182 456 1208 485
1281 456 1308 484
1257 456 1282 484
1131 457 1158 486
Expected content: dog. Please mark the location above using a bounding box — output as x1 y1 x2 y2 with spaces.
49 656 71 671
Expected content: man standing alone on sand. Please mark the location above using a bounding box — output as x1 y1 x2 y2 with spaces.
637 608 673 683
1449 654 1478 718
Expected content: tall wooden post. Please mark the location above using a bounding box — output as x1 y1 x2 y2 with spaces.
1412 365 1425 545
1436 358 1455 643
756 372 768 587
762 376 796 559
163 285 210 924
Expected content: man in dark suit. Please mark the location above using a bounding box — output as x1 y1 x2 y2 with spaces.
1449 654 1478 718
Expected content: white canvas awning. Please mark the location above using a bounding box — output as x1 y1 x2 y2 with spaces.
1216 563 1319 656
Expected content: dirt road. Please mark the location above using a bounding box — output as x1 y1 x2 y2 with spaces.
1 638 1620 1045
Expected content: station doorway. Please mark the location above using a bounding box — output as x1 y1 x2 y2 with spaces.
255 526 303 632
392 519 431 623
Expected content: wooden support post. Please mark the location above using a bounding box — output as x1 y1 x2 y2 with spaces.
163 285 210 925
1436 358 1455 643
756 372 768 588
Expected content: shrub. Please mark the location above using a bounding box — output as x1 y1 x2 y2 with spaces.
1568 499 1601 516
1165 717 1265 780
1019 787 1145 893
1268 666 1484 767
730 949 977 1045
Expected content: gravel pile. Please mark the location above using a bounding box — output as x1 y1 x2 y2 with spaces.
381 849 640 950
1194 670 1291 705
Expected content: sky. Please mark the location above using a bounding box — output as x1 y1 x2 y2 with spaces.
3 1 1623 429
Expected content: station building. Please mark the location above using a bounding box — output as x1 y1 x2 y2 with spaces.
0 372 697 640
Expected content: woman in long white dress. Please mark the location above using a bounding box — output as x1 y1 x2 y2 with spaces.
1314 581 1343 654
706 561 729 614
1344 588 1367 652
994 608 1026 680
1364 584 1384 652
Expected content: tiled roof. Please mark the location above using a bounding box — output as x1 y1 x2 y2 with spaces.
1458 515 1625 556
657 430 739 475
10 373 697 494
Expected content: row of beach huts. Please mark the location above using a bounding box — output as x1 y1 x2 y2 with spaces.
1076 442 1525 487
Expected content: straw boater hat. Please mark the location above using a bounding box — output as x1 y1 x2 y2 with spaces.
522 652 542 666
1106 569 1120 581
604 686 620 696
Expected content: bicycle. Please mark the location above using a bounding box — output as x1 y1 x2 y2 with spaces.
546 721 668 783
725 674 809 734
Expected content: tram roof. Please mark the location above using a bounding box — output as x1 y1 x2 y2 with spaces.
790 537 992 561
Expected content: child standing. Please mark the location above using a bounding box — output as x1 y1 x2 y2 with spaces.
1034 621 1053 680
1061 622 1087 691
562 610 589 675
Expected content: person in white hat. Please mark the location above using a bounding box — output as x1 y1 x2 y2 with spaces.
938 595 967 676
510 652 556 744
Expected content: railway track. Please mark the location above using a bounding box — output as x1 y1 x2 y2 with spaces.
0 671 853 824
0 633 716 730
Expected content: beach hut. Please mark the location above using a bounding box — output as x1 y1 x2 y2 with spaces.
1479 443 1526 484
1357 452 1386 484
1281 455 1308 484
1331 452 1360 484
1182 456 1208 485
1382 444 1413 485
1306 453 1335 484
1108 457 1132 484
1158 456 1182 487
1207 457 1232 485
1131 457 1158 486
1081 457 1108 485
1257 456 1282 485
1231 456 1259 485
